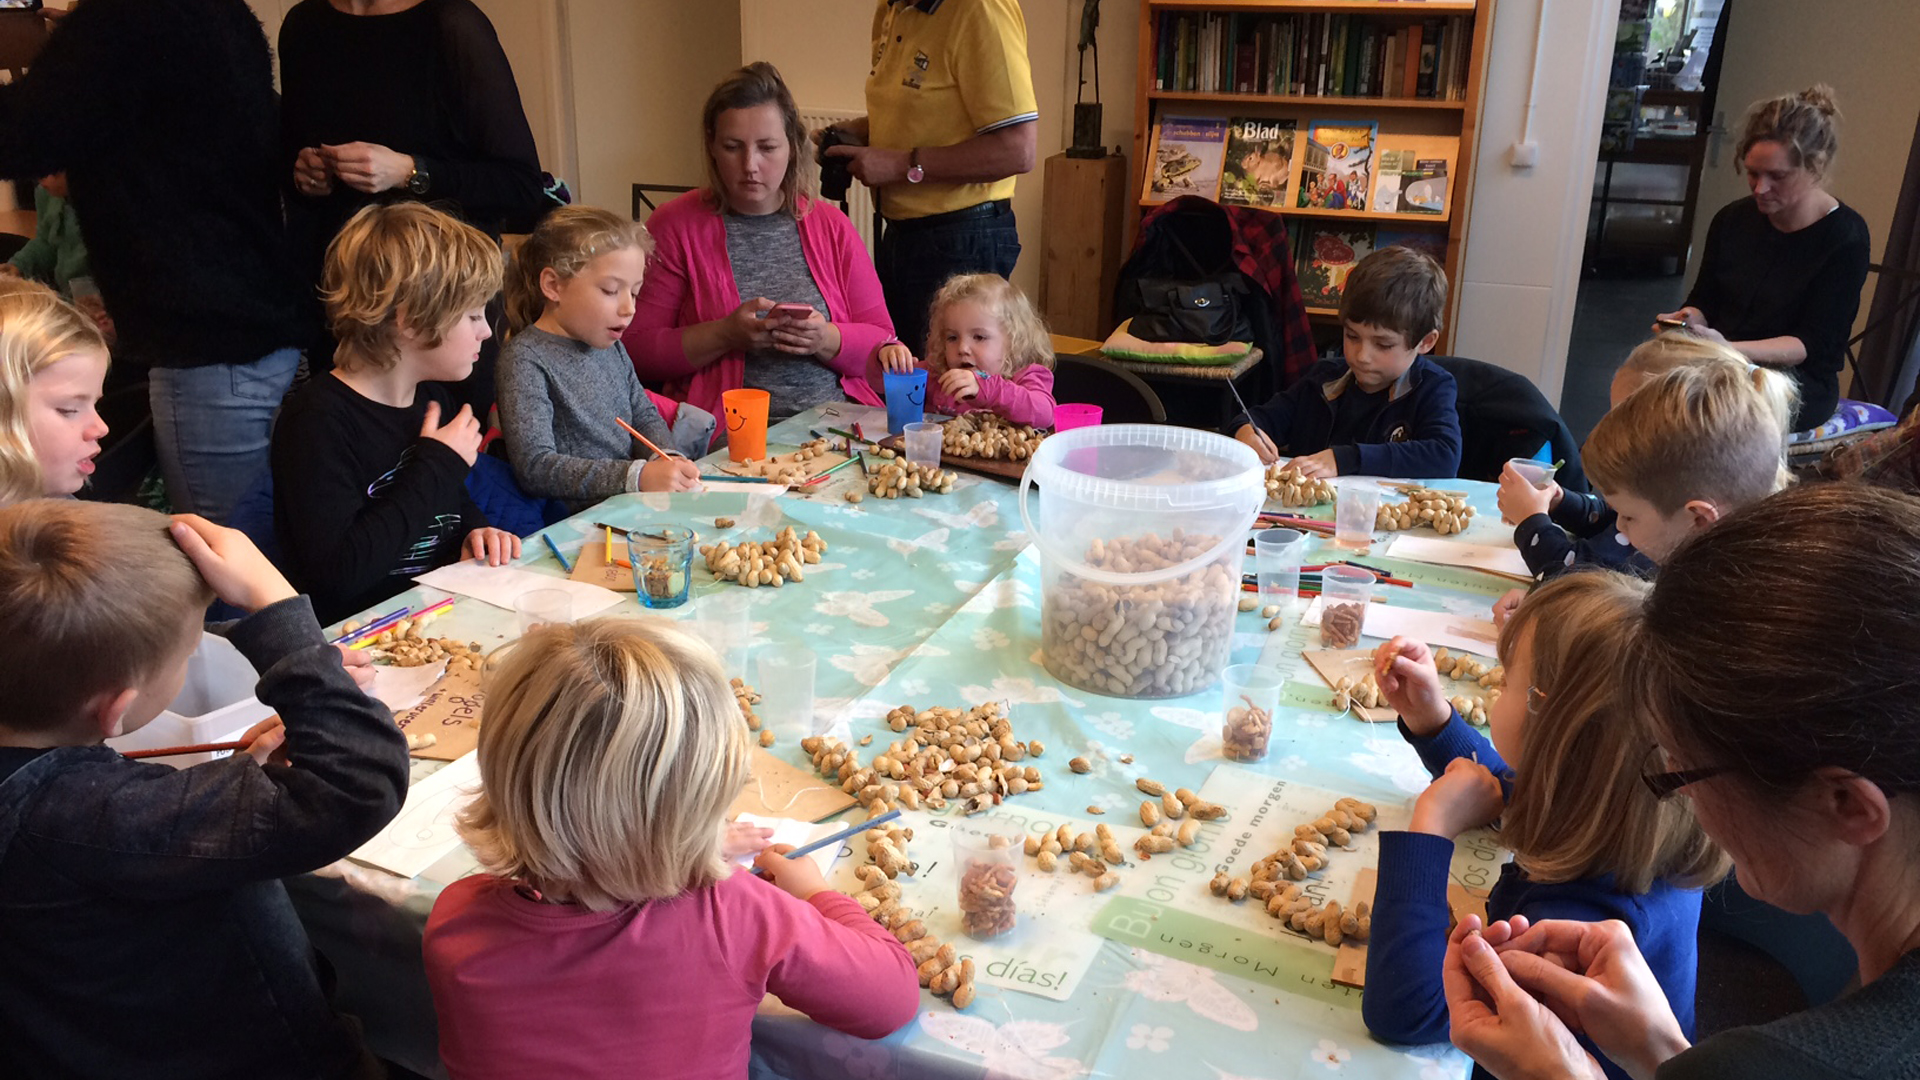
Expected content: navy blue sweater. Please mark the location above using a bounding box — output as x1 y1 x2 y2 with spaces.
1513 489 1657 582
1363 712 1703 1080
1229 355 1462 477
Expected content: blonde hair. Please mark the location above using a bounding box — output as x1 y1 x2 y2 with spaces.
923 274 1053 377
503 206 655 335
1585 356 1795 515
1498 572 1728 893
322 203 504 372
458 618 751 911
701 62 812 219
0 280 109 507
0 500 212 732
1737 85 1841 180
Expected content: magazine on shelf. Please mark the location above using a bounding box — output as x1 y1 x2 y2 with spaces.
1369 134 1458 215
1219 116 1298 208
1296 120 1377 213
1144 114 1230 203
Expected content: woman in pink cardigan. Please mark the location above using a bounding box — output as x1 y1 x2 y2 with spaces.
623 62 890 425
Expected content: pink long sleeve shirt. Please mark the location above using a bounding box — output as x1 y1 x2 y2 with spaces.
623 191 892 419
424 871 920 1080
927 363 1057 429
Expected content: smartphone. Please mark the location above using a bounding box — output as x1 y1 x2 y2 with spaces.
768 303 816 321
1655 317 1688 329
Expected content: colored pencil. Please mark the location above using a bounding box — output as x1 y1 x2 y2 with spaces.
802 455 864 486
826 426 862 443
615 416 682 460
784 809 903 861
329 606 407 646
542 534 573 573
593 521 630 537
350 597 457 649
699 474 775 483
122 740 251 760
604 525 613 566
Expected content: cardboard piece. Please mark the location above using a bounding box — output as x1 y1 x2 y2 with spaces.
1303 649 1398 723
1331 867 1377 988
392 666 484 760
728 748 858 823
569 531 636 592
1385 534 1533 582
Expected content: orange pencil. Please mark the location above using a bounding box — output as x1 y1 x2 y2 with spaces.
615 416 680 460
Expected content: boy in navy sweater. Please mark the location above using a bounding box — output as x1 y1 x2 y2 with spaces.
1228 245 1461 478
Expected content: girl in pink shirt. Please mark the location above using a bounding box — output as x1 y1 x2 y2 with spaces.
877 273 1058 429
423 619 919 1080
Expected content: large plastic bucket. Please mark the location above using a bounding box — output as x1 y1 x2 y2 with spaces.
1019 425 1264 698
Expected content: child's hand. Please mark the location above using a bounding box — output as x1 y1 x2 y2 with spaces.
639 455 702 492
420 401 482 465
1291 449 1338 478
938 367 981 401
725 298 778 351
1492 587 1527 628
168 514 298 613
1372 635 1452 735
877 342 918 374
723 821 775 859
1497 464 1560 525
1410 758 1505 839
238 714 290 767
335 644 377 690
769 312 842 360
1234 424 1280 465
293 146 333 197
464 527 521 565
754 843 829 901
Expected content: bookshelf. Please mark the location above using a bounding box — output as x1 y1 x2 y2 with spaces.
1129 0 1498 351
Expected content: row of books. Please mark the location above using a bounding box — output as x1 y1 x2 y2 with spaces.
1146 115 1458 218
1152 13 1474 102
1289 221 1447 309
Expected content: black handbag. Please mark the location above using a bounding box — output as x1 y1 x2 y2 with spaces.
1126 276 1253 346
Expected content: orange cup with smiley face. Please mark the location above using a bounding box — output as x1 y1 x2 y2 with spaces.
722 388 771 462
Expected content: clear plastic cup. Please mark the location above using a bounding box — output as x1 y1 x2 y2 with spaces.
1254 528 1307 610
514 588 573 636
1221 664 1283 762
686 590 754 676
1334 479 1381 550
1506 457 1558 490
904 421 943 469
754 643 817 743
628 527 694 609
952 829 1020 940
1318 565 1376 648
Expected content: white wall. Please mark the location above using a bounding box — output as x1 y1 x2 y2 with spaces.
1449 0 1622 405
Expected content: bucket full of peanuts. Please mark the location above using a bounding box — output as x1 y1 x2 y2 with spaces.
1019 424 1264 698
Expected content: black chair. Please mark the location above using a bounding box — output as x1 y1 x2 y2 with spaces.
1054 354 1168 425
1430 355 1588 492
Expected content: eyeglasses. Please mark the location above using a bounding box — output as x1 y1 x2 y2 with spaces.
1640 744 1729 800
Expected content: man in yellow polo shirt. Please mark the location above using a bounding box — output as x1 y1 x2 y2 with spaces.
822 0 1038 356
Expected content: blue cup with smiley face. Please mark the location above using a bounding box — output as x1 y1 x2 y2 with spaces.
884 369 928 435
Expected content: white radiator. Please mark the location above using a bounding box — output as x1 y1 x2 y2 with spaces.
798 106 879 259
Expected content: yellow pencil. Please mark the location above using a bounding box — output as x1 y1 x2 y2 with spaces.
604 525 613 566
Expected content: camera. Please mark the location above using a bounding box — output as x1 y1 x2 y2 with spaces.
816 126 855 204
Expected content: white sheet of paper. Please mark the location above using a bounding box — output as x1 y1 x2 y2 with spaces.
699 481 791 496
1385 535 1532 580
414 562 625 616
1300 597 1499 655
734 813 844 877
349 752 483 878
370 660 448 712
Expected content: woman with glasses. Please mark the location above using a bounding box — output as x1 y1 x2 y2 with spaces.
1443 481 1920 1080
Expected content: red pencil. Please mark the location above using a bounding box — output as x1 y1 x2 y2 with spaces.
121 740 251 760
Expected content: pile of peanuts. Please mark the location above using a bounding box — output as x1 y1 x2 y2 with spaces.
371 635 483 672
1134 777 1227 858
864 460 957 499
1040 532 1239 698
1433 648 1504 727
957 840 1020 938
733 678 780 747
799 700 1043 820
851 866 979 1009
1264 462 1335 507
1209 797 1377 946
1376 489 1476 535
698 527 826 588
941 413 1047 461
1023 823 1124 892
866 821 916 879
734 438 837 485
1331 671 1384 713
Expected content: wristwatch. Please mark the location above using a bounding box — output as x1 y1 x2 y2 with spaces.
405 161 431 196
906 149 925 184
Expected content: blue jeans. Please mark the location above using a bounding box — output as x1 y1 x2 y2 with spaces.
875 202 1021 357
149 348 301 523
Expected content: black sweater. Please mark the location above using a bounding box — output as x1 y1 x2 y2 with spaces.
272 373 487 624
1685 196 1871 430
0 0 305 369
279 0 545 330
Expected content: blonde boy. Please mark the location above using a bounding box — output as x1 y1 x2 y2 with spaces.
0 501 409 1079
271 202 521 625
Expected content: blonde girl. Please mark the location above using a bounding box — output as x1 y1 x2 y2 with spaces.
495 206 705 508
423 618 918 1080
0 279 110 506
875 273 1057 428
1362 572 1725 1080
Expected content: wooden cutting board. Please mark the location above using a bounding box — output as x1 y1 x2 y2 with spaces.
876 433 1032 483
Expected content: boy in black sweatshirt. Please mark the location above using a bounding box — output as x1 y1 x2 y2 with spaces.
0 500 410 1080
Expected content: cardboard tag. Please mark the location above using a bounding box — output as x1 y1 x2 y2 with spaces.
1303 649 1398 723
1331 868 1377 988
569 532 635 592
728 748 858 823
392 666 484 760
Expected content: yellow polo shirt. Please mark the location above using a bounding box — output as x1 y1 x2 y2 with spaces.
866 0 1038 220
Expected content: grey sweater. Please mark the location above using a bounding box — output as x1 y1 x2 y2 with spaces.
496 325 675 509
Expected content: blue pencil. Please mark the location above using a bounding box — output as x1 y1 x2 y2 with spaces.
542 533 573 572
699 474 775 484
785 808 903 861
329 606 408 646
